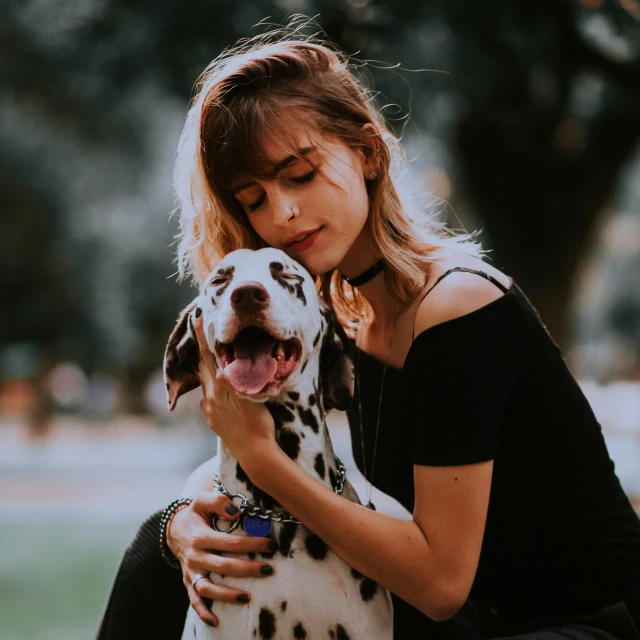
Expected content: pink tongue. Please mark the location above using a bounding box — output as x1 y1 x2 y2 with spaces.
225 339 277 395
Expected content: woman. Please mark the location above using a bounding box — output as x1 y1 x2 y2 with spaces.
97 26 640 640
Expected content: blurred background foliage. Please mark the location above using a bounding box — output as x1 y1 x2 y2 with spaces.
1 1 639 638
1 0 640 424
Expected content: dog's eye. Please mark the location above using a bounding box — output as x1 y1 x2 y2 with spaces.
210 277 227 286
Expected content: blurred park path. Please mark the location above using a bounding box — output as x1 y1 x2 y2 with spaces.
0 379 639 523
0 411 413 523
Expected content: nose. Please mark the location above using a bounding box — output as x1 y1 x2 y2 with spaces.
230 282 270 312
272 192 298 225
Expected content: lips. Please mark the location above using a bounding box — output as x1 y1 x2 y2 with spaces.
287 227 322 253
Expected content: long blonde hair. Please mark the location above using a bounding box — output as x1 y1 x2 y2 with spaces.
173 19 486 332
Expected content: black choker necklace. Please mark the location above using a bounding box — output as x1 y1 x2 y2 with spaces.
342 259 386 287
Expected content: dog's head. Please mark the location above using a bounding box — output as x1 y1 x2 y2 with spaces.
163 248 354 412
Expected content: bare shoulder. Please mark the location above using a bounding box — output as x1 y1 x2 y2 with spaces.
413 259 512 337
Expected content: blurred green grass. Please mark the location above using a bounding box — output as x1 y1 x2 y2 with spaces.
0 521 140 640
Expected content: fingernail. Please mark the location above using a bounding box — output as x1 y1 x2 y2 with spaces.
267 541 279 551
260 565 273 575
206 619 215 627
225 504 239 516
195 307 202 318
236 594 250 603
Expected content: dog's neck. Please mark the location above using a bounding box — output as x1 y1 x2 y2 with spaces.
217 363 340 509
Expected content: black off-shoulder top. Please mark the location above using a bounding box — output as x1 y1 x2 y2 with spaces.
347 267 640 634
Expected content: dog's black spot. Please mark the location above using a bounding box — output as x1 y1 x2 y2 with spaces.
329 467 337 491
269 262 307 306
293 622 307 639
217 266 235 278
280 600 287 612
240 463 279 509
267 401 295 427
285 401 296 410
278 522 297 558
336 624 351 640
313 330 321 347
278 428 300 461
314 453 326 480
210 295 216 306
259 607 276 639
248 552 256 561
297 406 319 434
259 551 275 560
288 391 300 402
350 566 379 601
253 630 256 637
360 577 378 601
251 485 279 511
329 631 335 639
301 432 305 438
301 358 309 373
308 393 317 406
305 533 328 560
236 463 254 492
216 282 230 296
166 382 170 391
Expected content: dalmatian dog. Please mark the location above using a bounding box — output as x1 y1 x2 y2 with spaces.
164 248 393 640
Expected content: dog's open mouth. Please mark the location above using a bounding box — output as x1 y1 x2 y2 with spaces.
215 326 302 395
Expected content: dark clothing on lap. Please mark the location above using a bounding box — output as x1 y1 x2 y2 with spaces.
348 267 640 638
96 509 189 640
97 267 640 640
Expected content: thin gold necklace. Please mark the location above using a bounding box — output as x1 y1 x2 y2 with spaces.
354 301 401 509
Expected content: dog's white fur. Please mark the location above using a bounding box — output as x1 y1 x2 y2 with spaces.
164 248 393 640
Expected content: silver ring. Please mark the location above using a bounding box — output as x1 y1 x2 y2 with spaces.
191 573 207 592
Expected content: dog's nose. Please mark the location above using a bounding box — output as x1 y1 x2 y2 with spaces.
230 282 270 312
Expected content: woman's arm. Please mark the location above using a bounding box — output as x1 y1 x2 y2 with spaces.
243 444 492 621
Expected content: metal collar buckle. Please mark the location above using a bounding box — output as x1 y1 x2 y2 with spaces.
211 456 346 534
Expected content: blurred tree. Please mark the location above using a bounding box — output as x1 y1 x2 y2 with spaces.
1 0 639 403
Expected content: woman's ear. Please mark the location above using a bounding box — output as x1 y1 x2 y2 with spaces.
360 123 381 176
163 299 201 411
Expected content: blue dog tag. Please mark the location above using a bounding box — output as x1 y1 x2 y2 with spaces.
243 516 272 537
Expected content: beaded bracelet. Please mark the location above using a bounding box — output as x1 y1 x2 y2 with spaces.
159 498 193 569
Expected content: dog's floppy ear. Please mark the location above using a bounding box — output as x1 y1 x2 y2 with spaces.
163 299 201 411
319 302 355 412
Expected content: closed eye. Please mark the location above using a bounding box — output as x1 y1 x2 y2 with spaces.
248 195 265 213
291 169 316 185
247 170 316 213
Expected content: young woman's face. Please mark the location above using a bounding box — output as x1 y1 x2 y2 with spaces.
231 128 375 276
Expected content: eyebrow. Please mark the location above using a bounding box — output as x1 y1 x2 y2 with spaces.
231 146 315 194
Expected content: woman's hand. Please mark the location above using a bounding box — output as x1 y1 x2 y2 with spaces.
193 312 277 465
166 491 278 627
